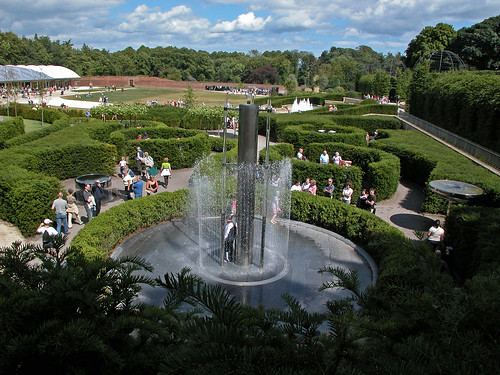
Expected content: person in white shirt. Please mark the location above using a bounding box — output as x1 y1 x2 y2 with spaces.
37 218 58 251
319 150 330 164
427 220 445 251
290 180 302 191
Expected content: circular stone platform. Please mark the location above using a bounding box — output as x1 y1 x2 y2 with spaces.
112 220 377 313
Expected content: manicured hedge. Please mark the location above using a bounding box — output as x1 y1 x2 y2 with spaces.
110 124 204 155
409 71 500 153
282 123 367 148
290 191 405 263
0 119 123 235
126 133 211 170
4 118 71 148
0 116 24 148
71 189 189 259
326 115 401 134
0 166 60 235
0 103 70 124
331 104 398 116
446 205 500 280
372 129 500 213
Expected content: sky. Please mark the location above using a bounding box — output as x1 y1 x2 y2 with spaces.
0 0 498 57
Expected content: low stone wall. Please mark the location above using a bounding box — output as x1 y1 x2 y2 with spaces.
75 76 284 92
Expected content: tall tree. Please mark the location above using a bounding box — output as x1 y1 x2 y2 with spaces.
405 23 457 68
448 15 500 70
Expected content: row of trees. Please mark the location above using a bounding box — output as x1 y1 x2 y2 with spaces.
0 15 497 96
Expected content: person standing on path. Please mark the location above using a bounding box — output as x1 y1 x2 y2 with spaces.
160 157 172 188
82 184 94 223
93 180 104 216
37 218 58 250
136 146 144 176
66 189 82 228
51 192 69 235
427 220 445 251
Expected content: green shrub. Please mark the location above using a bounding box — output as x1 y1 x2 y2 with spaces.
282 124 366 148
210 137 238 152
0 104 69 123
126 133 211 170
0 116 24 148
331 104 398 116
290 191 405 263
326 115 401 134
361 98 378 105
258 143 295 163
71 189 189 258
446 206 500 279
0 166 60 236
409 71 500 153
4 118 71 148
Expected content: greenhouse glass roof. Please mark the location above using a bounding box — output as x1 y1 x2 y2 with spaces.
0 65 80 83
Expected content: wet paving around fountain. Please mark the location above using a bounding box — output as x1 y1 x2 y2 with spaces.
113 220 376 313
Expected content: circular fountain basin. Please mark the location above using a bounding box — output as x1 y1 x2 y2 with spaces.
112 219 377 313
429 179 483 203
74 174 115 203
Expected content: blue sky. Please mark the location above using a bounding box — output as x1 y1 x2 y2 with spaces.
0 0 498 56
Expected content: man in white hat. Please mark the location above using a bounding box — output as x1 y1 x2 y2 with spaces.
37 218 58 250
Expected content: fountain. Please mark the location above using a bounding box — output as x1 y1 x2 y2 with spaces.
112 104 376 312
290 97 314 113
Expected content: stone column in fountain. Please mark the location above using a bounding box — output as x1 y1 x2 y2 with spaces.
235 104 259 267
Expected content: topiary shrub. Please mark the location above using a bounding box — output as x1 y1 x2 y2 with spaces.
0 166 60 236
282 124 366 148
71 189 189 259
0 116 24 149
126 133 211 170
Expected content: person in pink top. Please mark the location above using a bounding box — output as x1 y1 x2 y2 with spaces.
308 179 317 195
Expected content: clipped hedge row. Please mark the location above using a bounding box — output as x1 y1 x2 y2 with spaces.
409 71 500 153
372 129 500 213
110 123 204 155
0 166 60 235
71 184 404 263
282 123 366 148
4 117 71 148
327 115 401 134
0 116 24 148
291 191 405 263
258 143 295 162
0 103 69 124
446 205 500 280
71 189 190 259
126 133 211 170
331 104 398 116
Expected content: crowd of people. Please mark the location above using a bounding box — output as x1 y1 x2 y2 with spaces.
119 146 172 200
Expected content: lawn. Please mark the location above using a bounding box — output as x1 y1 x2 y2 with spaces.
63 87 250 107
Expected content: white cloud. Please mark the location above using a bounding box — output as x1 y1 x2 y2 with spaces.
211 12 272 32
118 5 211 35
